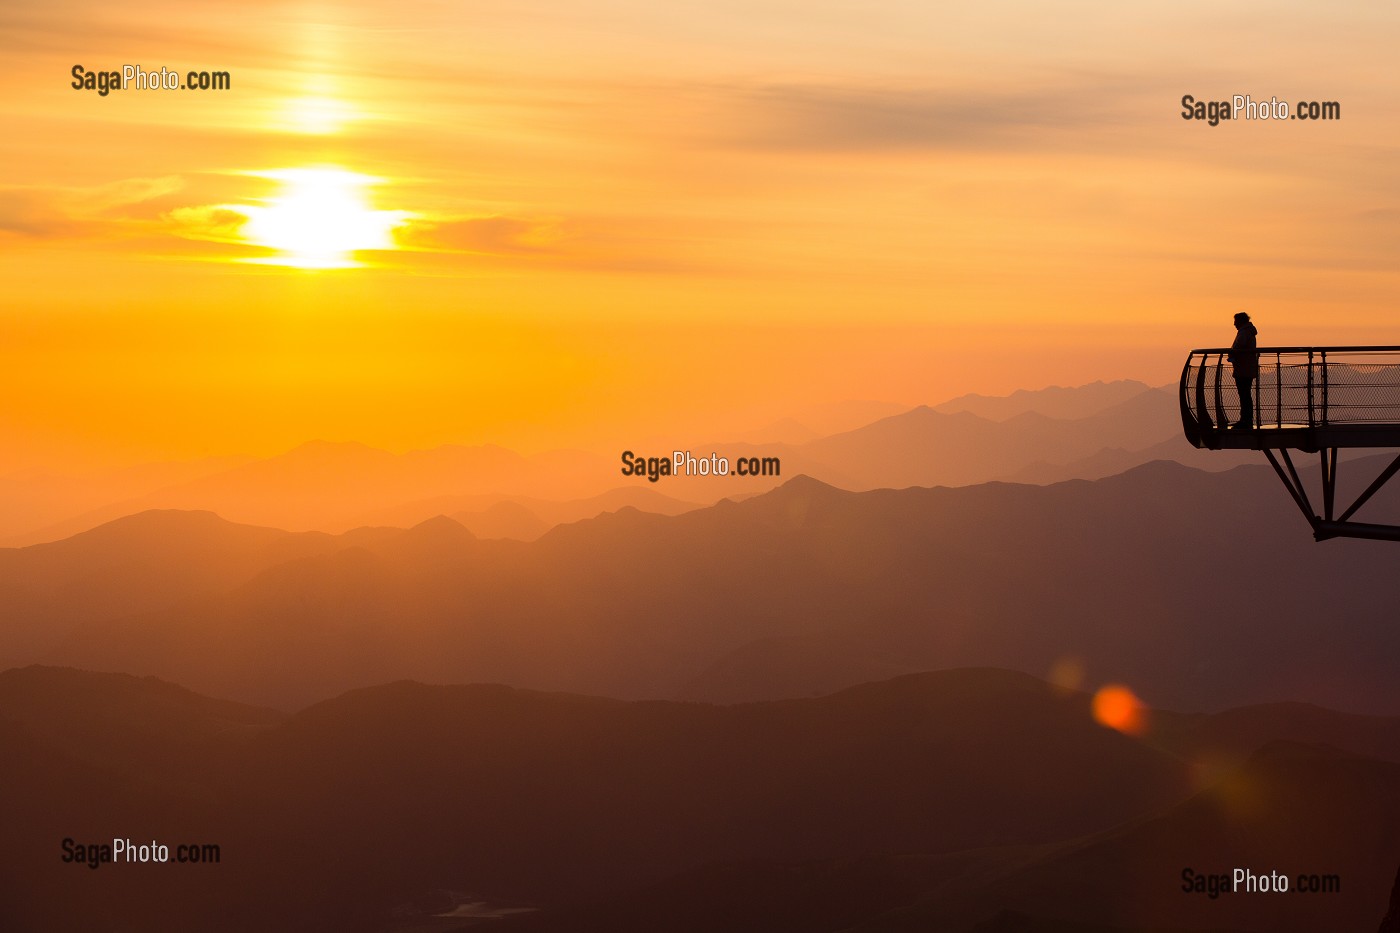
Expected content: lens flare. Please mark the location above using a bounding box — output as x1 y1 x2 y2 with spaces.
1092 684 1148 736
1047 656 1086 695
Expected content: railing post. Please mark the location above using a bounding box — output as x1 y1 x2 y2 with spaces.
1194 354 1213 432
1275 352 1281 428
1260 344 1271 425
1307 350 1315 427
1214 354 1225 428
1320 350 1329 425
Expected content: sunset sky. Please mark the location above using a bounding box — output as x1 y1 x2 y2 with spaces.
4 0 1399 471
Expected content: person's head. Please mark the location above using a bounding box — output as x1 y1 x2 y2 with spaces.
1234 312 1250 328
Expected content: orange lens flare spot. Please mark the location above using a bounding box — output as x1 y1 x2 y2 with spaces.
1092 684 1148 736
1047 656 1086 694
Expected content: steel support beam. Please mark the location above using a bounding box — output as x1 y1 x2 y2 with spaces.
1337 451 1400 523
1263 448 1318 531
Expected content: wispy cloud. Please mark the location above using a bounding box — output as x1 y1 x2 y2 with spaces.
396 215 562 255
708 80 1146 153
0 176 182 237
163 203 248 244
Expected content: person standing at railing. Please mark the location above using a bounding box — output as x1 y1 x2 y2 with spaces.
1228 312 1259 429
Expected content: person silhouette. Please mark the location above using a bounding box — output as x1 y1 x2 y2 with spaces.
1228 312 1259 429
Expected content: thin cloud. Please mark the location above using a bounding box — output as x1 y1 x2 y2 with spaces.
0 175 183 238
163 204 249 243
396 215 562 255
392 213 722 275
0 189 79 237
705 79 1158 153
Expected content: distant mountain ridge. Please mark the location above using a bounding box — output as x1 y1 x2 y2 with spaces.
2 379 1223 545
933 379 1159 421
6 457 1400 714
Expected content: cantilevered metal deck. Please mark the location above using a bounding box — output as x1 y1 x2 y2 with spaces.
1181 346 1400 541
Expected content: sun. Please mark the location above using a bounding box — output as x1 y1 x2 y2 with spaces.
241 168 407 269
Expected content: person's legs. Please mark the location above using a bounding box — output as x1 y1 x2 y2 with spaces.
1234 375 1254 428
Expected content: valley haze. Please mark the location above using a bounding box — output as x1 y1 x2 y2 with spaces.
4 377 1399 933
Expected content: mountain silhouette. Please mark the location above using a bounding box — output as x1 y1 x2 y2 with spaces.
2 381 1270 545
1000 435 1257 484
492 742 1400 933
452 499 551 540
343 484 700 538
0 510 342 659
933 380 1158 421
890 741 1400 933
0 665 279 787
791 387 1180 490
4 666 1397 932
7 457 1400 712
0 442 613 544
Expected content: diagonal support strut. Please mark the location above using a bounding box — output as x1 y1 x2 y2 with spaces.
1336 451 1400 523
1262 448 1318 530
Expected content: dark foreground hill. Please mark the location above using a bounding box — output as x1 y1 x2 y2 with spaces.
500 742 1400 933
2 666 1398 932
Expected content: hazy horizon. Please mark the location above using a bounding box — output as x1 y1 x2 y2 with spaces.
0 377 1224 547
8 1 1400 474
2 376 1164 474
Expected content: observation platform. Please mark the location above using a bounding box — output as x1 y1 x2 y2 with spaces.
1181 346 1400 541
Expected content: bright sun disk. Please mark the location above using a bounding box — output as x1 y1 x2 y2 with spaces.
241 168 407 269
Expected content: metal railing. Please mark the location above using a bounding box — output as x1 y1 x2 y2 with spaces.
1181 346 1400 442
1181 344 1400 541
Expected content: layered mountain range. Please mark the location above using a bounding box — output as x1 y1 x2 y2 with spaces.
3 665 1397 932
5 378 1396 932
4 453 1396 713
2 381 1257 547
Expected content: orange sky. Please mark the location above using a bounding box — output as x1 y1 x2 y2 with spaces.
4 0 1400 471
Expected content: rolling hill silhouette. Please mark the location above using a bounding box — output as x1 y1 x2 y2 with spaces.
3 442 612 542
499 742 1400 933
865 741 1400 932
4 666 1398 932
1000 435 1258 485
0 666 278 786
349 486 701 539
6 458 1399 712
792 386 1180 490
3 381 1248 546
932 380 1158 421
0 455 250 547
0 667 281 931
0 509 348 658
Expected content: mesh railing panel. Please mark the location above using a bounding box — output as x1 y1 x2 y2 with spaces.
1183 348 1400 431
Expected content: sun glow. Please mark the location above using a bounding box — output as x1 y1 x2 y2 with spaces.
278 96 358 135
241 168 408 269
